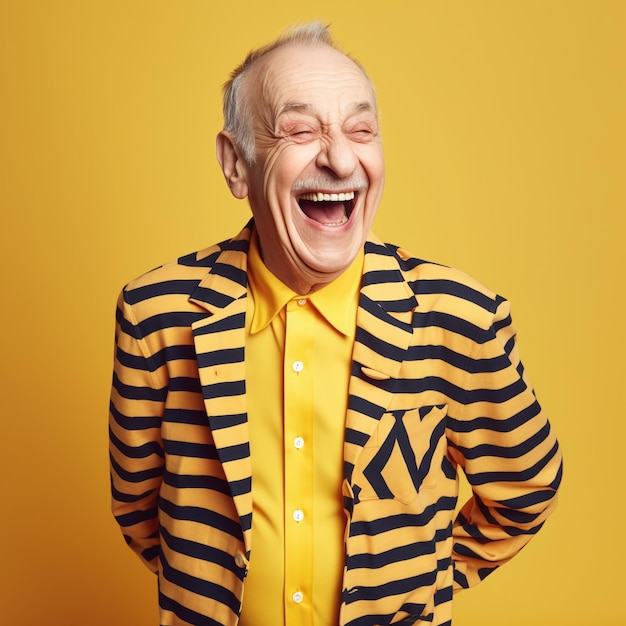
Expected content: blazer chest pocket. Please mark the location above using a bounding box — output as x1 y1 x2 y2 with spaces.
354 404 448 504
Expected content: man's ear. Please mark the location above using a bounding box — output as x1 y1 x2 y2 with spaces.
216 131 249 199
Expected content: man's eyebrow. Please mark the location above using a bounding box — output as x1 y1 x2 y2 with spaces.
276 101 375 117
353 101 375 113
276 103 316 117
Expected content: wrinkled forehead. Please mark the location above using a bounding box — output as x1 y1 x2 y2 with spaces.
247 43 377 119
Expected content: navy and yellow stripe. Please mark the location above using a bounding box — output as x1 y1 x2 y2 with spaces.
110 221 561 626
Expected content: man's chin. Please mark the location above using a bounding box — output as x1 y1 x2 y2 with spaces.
297 246 361 278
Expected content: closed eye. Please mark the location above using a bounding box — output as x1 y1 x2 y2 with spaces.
347 124 377 142
288 128 319 143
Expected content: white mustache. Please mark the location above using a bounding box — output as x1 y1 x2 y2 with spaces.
293 175 368 193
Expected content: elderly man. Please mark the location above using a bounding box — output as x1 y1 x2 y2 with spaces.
109 22 562 626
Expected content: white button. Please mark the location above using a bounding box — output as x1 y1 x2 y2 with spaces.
292 361 304 373
292 591 304 604
293 509 304 522
297 299 307 306
294 437 304 449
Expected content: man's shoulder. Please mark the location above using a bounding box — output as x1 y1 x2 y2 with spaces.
125 242 223 291
367 239 505 326
122 226 252 302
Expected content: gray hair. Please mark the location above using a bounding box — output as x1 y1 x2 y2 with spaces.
222 22 372 164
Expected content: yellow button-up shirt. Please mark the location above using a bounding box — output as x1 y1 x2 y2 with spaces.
238 231 363 626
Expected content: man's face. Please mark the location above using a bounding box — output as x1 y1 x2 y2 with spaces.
237 43 385 293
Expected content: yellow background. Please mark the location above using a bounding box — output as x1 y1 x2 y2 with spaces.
1 1 624 624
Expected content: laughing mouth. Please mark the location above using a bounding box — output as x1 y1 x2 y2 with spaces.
297 190 357 226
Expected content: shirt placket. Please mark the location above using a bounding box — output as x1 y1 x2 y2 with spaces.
284 297 314 626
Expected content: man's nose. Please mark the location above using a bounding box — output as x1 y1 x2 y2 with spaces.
315 131 358 178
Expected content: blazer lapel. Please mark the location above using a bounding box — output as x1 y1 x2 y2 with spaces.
188 227 253 553
344 237 418 484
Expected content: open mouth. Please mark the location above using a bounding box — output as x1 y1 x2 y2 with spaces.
297 190 357 226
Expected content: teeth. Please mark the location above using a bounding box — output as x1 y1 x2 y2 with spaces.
299 191 356 202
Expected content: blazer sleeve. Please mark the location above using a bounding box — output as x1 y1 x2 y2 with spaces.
109 288 167 573
448 296 563 591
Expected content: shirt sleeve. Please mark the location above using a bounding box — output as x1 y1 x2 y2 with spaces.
109 288 167 573
448 296 563 591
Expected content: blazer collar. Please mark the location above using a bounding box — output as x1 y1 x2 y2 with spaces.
188 224 418 318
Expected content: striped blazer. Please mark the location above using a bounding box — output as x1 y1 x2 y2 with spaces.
109 221 562 626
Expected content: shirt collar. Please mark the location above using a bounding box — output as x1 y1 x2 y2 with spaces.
247 229 363 336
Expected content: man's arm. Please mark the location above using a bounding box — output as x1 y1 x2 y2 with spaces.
448 296 562 590
109 288 167 573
